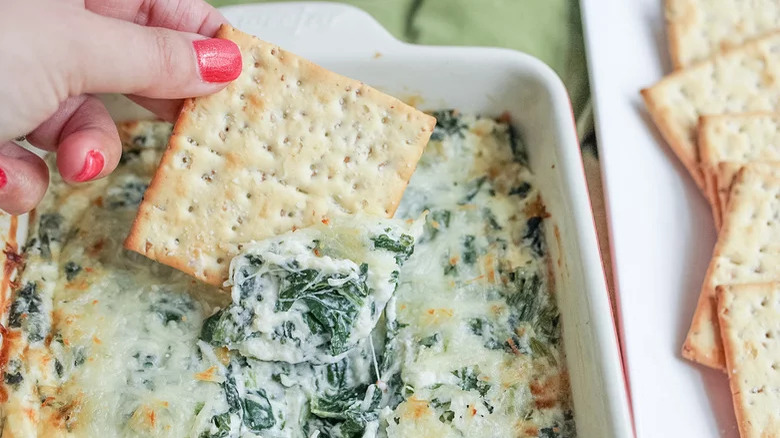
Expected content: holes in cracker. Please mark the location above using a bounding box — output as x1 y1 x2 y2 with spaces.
188 205 195 213
179 152 192 169
186 137 198 146
216 257 224 264
202 170 216 182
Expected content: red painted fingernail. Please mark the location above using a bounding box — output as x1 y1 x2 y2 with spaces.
0 168 6 189
74 150 104 182
193 38 242 83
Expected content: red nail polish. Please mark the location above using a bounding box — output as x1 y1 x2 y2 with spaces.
74 150 104 182
193 38 242 83
0 168 6 189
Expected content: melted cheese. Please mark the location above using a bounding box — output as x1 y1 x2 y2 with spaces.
1 113 575 438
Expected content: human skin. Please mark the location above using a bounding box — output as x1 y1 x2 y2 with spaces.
0 0 243 214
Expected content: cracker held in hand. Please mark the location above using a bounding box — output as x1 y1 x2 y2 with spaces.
125 25 436 285
698 113 780 226
683 164 780 369
641 31 780 190
717 282 780 438
665 0 780 69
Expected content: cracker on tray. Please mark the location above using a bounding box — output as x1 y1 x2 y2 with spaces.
682 163 780 369
125 25 436 285
698 112 780 227
640 31 780 191
665 0 780 69
717 282 780 438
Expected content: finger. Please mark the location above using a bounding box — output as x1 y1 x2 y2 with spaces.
27 95 121 183
85 0 227 36
126 95 183 123
67 12 241 99
55 96 121 183
27 95 91 152
0 142 49 215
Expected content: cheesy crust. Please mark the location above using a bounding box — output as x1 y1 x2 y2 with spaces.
0 114 575 437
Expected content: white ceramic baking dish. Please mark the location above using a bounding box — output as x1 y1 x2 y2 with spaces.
1 2 632 436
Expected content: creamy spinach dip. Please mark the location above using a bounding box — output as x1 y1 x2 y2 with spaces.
0 112 574 437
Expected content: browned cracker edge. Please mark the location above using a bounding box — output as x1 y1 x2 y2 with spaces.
640 87 706 190
714 283 780 438
715 285 749 438
681 271 726 370
696 118 724 227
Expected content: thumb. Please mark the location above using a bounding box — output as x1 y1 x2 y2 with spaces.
68 14 241 99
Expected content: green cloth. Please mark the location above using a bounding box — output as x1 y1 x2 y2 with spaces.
208 0 590 125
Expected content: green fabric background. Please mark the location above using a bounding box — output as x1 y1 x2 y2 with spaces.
208 0 590 124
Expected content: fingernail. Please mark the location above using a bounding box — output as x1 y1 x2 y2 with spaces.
193 38 242 83
74 150 104 182
0 168 6 189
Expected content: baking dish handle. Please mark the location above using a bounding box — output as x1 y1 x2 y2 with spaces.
220 2 402 54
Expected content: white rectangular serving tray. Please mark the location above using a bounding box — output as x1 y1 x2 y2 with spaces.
3 3 632 436
581 0 738 436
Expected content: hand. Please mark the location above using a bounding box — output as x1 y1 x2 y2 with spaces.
0 0 242 215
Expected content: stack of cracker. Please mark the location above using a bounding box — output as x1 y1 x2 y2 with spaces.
643 1 780 436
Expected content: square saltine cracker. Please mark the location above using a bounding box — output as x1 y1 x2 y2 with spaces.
125 25 435 285
641 31 780 191
683 163 780 369
698 112 780 227
665 0 780 69
718 282 780 438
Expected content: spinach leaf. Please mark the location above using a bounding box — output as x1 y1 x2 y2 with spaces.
507 267 561 346
509 182 532 198
310 385 381 438
3 360 22 386
63 261 81 281
523 216 546 257
452 366 490 397
276 266 370 356
9 282 47 343
419 333 440 348
506 123 529 166
459 177 486 205
423 209 451 241
371 233 415 264
242 389 275 432
430 110 468 142
106 180 148 208
200 309 247 346
462 235 477 265
202 412 232 438
150 293 195 325
37 213 64 259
